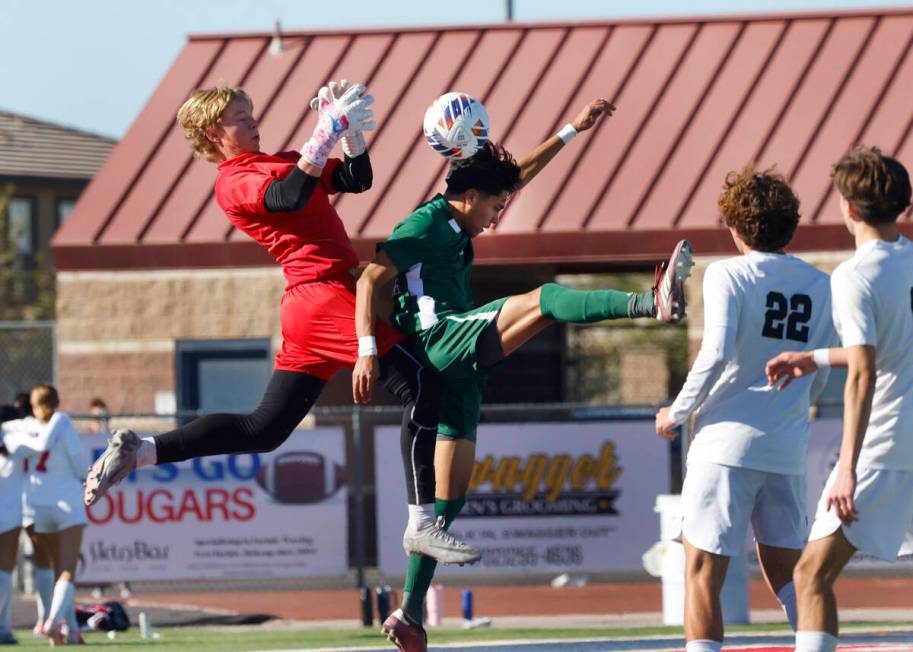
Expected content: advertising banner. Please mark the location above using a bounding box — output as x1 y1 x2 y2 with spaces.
78 428 348 582
375 421 670 576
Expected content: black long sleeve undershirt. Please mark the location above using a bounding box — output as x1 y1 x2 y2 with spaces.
263 151 373 213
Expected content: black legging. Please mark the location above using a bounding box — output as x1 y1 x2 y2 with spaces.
153 343 440 504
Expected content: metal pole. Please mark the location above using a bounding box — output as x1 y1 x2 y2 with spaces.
51 321 59 388
352 405 366 589
504 0 513 21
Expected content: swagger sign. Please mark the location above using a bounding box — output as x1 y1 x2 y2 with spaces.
375 421 669 576
78 428 347 582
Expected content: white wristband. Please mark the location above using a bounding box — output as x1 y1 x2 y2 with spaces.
557 123 577 144
812 348 830 368
358 336 378 357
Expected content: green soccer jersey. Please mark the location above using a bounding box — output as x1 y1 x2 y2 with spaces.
378 194 476 335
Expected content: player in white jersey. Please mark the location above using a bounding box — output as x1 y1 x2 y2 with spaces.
766 147 913 652
655 166 836 652
0 406 28 644
2 386 88 645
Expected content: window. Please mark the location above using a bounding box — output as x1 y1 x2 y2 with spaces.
56 198 76 229
7 197 34 268
175 340 272 420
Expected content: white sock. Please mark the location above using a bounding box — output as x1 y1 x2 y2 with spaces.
408 504 435 530
45 579 73 626
137 438 157 468
65 597 80 640
34 567 54 625
0 570 12 636
776 580 798 631
796 630 838 652
685 640 722 652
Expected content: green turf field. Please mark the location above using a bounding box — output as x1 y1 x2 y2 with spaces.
11 622 913 651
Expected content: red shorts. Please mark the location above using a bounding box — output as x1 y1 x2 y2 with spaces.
275 274 404 380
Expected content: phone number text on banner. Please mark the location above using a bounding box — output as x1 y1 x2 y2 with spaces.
375 421 670 576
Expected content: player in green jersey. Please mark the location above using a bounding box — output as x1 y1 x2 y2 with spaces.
355 98 693 652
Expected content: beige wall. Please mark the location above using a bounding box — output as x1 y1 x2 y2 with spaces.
57 267 284 413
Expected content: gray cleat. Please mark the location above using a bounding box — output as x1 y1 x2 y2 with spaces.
84 429 141 507
654 239 694 324
403 516 481 566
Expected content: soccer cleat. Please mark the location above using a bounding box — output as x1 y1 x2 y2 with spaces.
0 631 18 645
654 239 694 324
403 516 481 566
45 621 66 647
382 608 427 652
84 429 141 506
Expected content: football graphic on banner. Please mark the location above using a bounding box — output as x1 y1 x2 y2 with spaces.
255 451 346 504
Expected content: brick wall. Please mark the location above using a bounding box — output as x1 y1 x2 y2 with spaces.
56 268 284 413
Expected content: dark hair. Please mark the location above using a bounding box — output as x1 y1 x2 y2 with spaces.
11 392 32 417
718 165 800 252
0 404 20 423
832 146 911 225
445 141 521 196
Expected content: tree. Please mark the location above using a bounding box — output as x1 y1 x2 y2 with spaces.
0 182 55 320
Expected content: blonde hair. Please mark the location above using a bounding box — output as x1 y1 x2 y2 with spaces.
176 87 252 162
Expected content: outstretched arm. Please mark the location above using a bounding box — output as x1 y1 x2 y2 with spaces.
655 263 737 440
827 344 875 525
2 416 55 456
766 347 849 390
354 251 401 404
515 99 614 189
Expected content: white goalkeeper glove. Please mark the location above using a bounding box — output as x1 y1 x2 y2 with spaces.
300 82 373 168
309 79 374 157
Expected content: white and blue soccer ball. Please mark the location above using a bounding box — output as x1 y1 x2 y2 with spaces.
423 92 490 160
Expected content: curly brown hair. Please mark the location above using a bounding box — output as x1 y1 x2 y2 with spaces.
718 165 800 252
832 146 911 225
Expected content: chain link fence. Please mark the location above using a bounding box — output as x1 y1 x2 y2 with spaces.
0 320 56 404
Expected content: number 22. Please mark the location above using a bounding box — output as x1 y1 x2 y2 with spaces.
762 291 812 343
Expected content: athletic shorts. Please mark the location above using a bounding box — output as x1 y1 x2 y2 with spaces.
414 298 508 440
275 273 403 380
0 493 22 534
681 459 806 556
808 465 913 562
31 499 88 534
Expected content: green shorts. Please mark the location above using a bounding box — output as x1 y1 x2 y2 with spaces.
414 298 508 441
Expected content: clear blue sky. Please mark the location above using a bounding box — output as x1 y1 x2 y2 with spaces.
2 0 908 138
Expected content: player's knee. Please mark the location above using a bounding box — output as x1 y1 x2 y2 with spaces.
258 427 295 452
536 284 554 316
793 555 827 594
686 551 725 587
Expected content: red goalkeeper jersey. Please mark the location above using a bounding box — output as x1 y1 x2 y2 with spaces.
215 151 360 287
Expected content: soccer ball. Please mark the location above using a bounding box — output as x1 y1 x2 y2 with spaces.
423 92 490 160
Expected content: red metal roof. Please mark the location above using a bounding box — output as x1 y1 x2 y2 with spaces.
53 9 913 271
